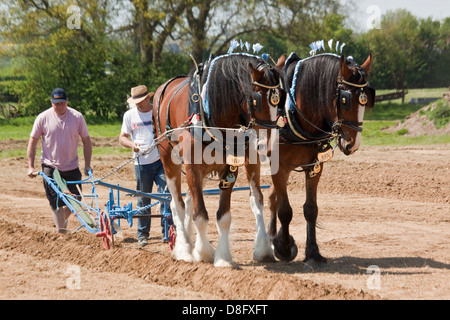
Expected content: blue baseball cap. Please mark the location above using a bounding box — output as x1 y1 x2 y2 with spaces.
51 88 68 103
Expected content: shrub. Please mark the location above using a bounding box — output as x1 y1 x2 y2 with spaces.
396 128 409 136
427 100 450 129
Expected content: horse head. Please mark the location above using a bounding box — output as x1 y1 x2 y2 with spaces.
247 54 286 126
335 54 375 155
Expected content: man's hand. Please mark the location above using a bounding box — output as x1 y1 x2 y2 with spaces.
27 167 37 178
84 166 92 176
132 142 140 153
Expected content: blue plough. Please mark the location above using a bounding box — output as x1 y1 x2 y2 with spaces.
36 169 268 250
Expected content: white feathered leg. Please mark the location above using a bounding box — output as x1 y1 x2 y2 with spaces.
192 216 215 263
167 177 194 262
214 211 234 267
249 179 274 262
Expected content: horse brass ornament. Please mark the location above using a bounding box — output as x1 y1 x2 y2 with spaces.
270 91 280 106
317 149 334 163
359 90 368 105
226 154 244 167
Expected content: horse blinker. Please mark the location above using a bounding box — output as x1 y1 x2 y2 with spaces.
339 90 352 111
251 92 263 113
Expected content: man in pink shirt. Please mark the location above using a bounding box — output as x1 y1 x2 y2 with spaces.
27 88 92 233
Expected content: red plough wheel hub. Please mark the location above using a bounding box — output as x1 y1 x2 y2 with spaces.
96 212 114 250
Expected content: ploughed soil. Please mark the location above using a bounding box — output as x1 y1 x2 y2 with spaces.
0 138 449 300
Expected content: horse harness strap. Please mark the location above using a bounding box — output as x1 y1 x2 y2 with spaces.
156 75 187 137
280 141 336 179
279 54 335 144
165 78 190 132
189 65 244 190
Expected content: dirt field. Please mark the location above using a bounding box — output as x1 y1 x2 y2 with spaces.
0 139 449 300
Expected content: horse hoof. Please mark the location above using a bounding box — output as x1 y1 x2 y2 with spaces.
304 248 327 265
193 249 215 263
303 257 327 271
253 240 275 263
273 236 298 262
172 243 194 263
172 252 194 263
254 253 275 263
214 259 235 268
303 255 327 267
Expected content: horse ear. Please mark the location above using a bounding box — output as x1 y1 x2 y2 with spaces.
249 63 264 82
340 55 353 80
276 53 286 70
361 53 372 74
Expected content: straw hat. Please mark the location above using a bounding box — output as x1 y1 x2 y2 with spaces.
127 85 154 104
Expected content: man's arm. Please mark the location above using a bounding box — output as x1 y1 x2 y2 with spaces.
119 132 140 152
27 137 39 178
81 135 92 175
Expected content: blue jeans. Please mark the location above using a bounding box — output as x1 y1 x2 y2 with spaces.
135 159 170 239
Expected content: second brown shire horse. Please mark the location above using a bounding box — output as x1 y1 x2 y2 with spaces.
268 53 375 265
153 53 285 267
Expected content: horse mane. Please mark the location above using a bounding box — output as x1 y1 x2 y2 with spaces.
198 54 276 127
295 54 341 123
287 54 369 125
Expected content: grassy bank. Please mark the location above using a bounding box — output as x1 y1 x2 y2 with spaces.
362 120 450 146
0 116 121 140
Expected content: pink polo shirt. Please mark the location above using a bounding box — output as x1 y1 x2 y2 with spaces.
30 107 90 171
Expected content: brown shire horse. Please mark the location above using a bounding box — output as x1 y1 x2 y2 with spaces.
153 53 286 267
268 53 375 265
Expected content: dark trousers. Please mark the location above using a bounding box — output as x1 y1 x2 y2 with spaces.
42 164 82 210
135 159 170 239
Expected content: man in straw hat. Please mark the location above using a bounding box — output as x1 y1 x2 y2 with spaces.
119 85 169 247
27 88 93 233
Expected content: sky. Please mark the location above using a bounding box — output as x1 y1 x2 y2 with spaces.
347 0 450 32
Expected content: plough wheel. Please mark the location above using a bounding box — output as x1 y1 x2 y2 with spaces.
96 212 114 250
168 225 176 252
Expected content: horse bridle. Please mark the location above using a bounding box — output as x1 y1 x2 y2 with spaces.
247 62 284 129
286 64 372 140
333 68 376 134
252 80 282 107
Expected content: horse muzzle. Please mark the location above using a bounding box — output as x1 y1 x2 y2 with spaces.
338 136 360 155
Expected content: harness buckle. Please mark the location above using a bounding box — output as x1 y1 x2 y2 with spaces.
219 170 236 190
308 163 321 179
226 154 245 167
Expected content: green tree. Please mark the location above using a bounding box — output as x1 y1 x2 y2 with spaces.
361 10 450 89
1 1 117 116
363 10 421 89
436 18 450 88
